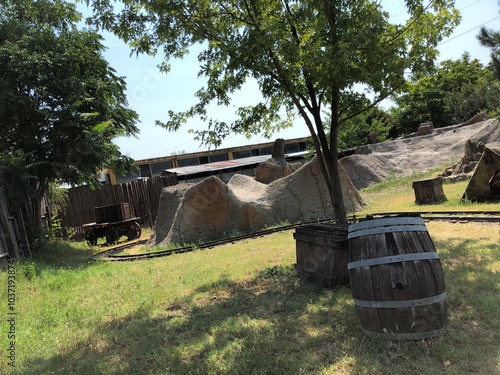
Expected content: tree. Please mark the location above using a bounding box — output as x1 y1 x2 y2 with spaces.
336 107 396 150
86 0 459 223
392 53 500 134
0 0 139 238
478 2 500 79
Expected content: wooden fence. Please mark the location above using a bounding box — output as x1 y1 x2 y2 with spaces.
0 190 29 265
58 174 178 237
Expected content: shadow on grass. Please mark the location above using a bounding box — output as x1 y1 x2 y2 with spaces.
435 238 500 321
16 240 98 277
12 270 365 375
10 236 500 374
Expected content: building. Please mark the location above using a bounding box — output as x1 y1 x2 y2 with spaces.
106 137 312 185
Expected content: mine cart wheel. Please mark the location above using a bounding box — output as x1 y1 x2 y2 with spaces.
127 221 142 241
105 228 119 245
86 231 98 247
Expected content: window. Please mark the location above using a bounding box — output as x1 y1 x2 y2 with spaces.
139 164 152 178
150 160 173 176
284 143 300 154
177 157 200 167
198 156 209 165
116 166 140 184
259 147 272 155
209 153 229 163
232 150 252 159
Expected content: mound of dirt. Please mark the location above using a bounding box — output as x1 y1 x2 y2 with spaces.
340 119 500 189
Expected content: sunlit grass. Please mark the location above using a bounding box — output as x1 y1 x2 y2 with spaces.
358 169 500 214
0 177 498 374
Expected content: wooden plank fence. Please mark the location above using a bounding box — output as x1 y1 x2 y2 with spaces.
57 174 178 237
0 189 28 265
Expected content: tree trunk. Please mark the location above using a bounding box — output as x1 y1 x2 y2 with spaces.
32 194 44 234
290 86 348 224
325 122 347 225
326 149 347 225
310 124 348 224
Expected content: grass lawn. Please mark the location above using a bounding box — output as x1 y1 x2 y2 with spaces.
1 172 499 374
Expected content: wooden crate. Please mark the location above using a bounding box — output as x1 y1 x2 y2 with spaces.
293 223 349 287
94 203 134 223
412 177 446 204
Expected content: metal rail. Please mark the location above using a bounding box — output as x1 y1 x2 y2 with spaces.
368 211 500 222
90 211 500 262
90 220 326 262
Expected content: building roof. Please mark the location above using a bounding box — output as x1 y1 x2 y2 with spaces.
164 155 272 176
163 151 309 178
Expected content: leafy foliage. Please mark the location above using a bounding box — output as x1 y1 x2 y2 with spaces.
0 0 139 235
392 53 500 134
337 107 396 150
0 0 139 190
0 150 41 206
85 0 460 223
46 181 69 215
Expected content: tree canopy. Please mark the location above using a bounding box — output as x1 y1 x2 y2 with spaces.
336 107 396 150
392 53 500 134
0 0 139 235
86 0 459 223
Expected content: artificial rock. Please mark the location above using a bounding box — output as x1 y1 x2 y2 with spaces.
148 157 364 247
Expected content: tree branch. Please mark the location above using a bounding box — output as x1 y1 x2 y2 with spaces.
339 83 403 125
384 1 433 45
323 0 336 30
214 0 257 26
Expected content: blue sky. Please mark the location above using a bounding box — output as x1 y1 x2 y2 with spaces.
76 0 500 161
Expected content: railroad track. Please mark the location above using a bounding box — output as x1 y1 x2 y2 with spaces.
369 210 500 222
90 219 325 262
90 210 500 262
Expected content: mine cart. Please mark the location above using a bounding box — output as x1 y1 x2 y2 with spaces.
82 203 141 246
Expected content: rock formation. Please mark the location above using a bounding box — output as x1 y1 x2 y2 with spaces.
417 122 434 136
255 138 297 184
340 118 500 189
439 140 486 182
148 157 365 247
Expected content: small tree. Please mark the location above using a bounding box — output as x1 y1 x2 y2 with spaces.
0 0 139 240
86 0 459 223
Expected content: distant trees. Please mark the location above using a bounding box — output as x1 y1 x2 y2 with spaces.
337 107 396 151
0 0 139 241
392 53 500 135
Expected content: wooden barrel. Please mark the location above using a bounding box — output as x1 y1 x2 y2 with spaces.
348 217 447 340
412 177 446 204
294 224 349 287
